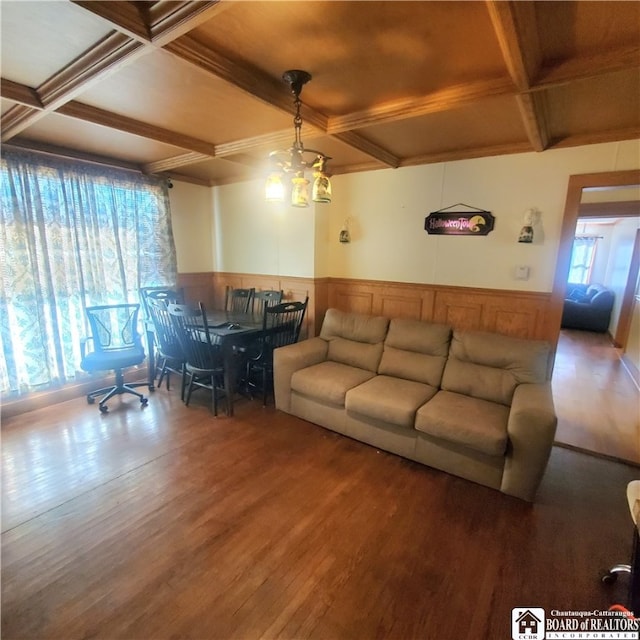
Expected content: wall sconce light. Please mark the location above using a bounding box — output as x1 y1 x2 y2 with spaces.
518 208 539 243
339 219 351 243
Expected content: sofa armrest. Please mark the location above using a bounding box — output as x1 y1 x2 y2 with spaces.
274 337 329 413
501 383 557 502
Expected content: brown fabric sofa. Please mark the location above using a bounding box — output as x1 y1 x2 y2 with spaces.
274 308 557 502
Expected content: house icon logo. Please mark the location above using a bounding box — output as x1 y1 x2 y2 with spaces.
512 607 545 640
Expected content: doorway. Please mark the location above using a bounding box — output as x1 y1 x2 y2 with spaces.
551 170 640 464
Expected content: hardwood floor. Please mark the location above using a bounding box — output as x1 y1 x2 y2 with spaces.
2 387 639 640
553 328 640 465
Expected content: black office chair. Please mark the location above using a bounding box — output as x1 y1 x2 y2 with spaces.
245 297 308 405
147 297 187 400
225 286 255 313
252 289 283 315
167 302 228 415
80 303 148 413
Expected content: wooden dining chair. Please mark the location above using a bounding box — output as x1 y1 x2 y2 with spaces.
252 289 283 316
225 286 255 313
167 302 228 415
147 297 187 400
139 285 183 320
244 297 308 405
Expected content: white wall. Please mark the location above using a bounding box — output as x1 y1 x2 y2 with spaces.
606 218 640 331
212 180 317 278
168 181 215 273
327 141 640 292
169 139 640 291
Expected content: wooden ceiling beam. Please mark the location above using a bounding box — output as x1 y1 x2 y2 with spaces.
147 2 225 45
70 1 224 45
533 43 640 90
1 79 43 109
1 32 145 141
327 78 515 133
214 129 302 158
1 3 223 142
548 126 640 150
144 152 211 174
164 35 399 167
71 1 151 43
485 0 549 152
515 92 549 153
164 36 329 132
399 140 534 168
56 101 217 156
331 131 399 168
1 105 42 140
485 0 540 91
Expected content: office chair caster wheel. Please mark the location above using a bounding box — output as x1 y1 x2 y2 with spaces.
87 396 95 404
140 397 148 406
99 405 109 414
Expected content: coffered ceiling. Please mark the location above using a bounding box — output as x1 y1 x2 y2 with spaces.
1 1 639 186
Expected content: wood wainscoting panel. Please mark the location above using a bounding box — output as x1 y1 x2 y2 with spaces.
485 299 545 339
208 272 318 339
333 290 375 316
182 273 555 344
329 279 553 342
177 272 216 308
433 292 484 332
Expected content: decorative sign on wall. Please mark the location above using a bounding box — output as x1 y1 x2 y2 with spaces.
424 203 495 236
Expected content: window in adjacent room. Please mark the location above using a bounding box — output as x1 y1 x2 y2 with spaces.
568 235 599 284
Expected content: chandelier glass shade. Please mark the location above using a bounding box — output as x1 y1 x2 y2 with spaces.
265 70 332 207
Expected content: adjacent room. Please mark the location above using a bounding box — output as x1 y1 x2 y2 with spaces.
1 2 639 639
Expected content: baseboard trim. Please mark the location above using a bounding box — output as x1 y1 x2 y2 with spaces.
553 440 640 468
1 368 149 420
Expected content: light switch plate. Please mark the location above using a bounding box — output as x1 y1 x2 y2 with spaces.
515 265 530 280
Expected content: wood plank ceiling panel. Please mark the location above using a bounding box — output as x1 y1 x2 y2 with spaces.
358 95 530 160
190 0 509 115
545 70 640 141
0 1 112 87
0 1 638 184
535 0 640 63
17 112 188 165
73 49 293 144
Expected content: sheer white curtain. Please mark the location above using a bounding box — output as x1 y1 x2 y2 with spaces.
568 236 598 284
0 148 178 397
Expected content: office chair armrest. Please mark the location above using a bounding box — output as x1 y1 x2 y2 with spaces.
80 336 94 358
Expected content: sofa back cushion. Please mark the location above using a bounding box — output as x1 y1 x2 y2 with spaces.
442 330 552 406
379 318 451 386
320 308 389 372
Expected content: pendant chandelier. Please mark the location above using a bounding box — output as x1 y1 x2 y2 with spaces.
265 70 332 207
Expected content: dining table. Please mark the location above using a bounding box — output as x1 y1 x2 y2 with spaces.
146 308 265 416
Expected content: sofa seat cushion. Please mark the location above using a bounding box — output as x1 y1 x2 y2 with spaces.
414 390 509 456
345 375 438 428
291 361 376 407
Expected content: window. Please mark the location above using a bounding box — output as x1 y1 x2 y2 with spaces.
568 235 598 284
0 148 177 397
